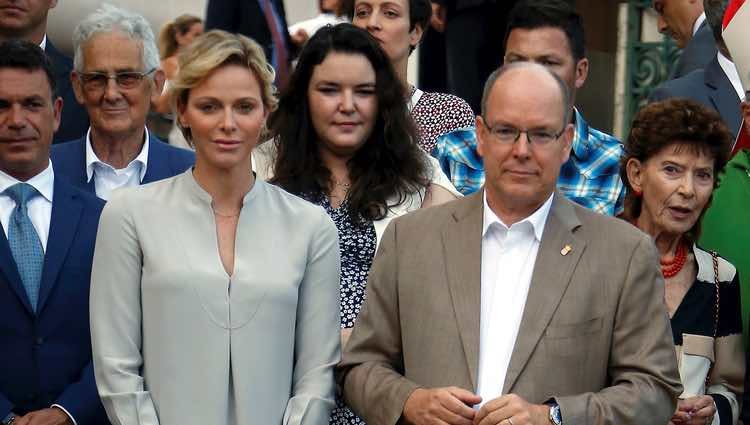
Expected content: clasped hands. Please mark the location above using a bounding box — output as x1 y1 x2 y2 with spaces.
402 386 550 425
669 395 716 425
11 408 72 425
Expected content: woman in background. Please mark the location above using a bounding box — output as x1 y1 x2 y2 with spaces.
150 14 203 145
90 30 340 425
345 0 474 153
620 98 744 425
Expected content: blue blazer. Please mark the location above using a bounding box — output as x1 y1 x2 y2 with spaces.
0 177 108 424
45 41 89 144
670 21 717 79
650 56 742 137
50 135 196 195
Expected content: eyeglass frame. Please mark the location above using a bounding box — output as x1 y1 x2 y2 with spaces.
76 68 157 91
480 117 567 148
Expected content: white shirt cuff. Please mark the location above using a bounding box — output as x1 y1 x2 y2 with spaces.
50 404 77 425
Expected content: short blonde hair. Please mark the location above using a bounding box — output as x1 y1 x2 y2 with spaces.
171 30 278 142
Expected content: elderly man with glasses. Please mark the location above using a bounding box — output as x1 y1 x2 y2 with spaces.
50 4 194 201
337 62 682 425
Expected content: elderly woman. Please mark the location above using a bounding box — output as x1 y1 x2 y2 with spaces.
267 23 459 425
90 30 340 425
621 98 744 425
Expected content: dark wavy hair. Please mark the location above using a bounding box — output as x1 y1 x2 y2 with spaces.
621 98 732 243
268 23 429 222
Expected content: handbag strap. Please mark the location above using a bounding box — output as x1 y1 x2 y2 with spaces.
706 250 721 389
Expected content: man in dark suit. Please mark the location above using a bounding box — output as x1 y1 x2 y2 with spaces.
205 0 295 89
0 0 89 143
653 0 717 78
0 39 107 425
650 0 741 136
50 5 194 201
429 0 519 113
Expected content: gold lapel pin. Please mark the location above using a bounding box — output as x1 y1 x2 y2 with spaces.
560 245 572 256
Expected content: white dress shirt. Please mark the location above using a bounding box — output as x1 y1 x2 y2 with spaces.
85 128 150 200
0 162 53 251
692 12 706 36
717 52 746 102
476 192 554 407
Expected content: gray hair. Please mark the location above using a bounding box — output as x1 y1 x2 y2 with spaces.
481 62 572 124
72 4 160 73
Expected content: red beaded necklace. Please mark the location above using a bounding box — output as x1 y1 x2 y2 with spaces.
661 242 688 279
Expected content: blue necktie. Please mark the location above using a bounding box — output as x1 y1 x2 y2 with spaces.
6 183 44 311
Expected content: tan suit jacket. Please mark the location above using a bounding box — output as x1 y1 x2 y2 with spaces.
337 191 682 425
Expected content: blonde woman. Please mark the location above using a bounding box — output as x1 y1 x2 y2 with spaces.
90 30 341 425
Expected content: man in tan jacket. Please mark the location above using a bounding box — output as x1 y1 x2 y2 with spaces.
336 63 682 425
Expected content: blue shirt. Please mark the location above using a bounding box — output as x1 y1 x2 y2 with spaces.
558 109 625 216
433 109 625 215
432 127 484 195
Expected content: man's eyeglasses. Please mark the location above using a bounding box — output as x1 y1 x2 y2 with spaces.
483 121 565 147
77 68 156 91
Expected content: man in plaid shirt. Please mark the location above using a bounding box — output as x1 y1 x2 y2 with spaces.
435 0 625 216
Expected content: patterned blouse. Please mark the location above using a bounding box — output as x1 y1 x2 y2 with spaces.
671 245 743 425
305 195 375 425
410 88 475 154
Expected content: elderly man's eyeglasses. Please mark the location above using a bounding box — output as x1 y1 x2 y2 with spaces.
483 122 565 147
77 68 156 91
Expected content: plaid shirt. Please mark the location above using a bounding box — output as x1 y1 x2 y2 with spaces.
433 110 625 214
433 127 484 195
558 109 625 216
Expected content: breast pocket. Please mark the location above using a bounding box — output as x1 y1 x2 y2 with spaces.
543 317 603 358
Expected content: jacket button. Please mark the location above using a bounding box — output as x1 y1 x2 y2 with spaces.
35 337 44 346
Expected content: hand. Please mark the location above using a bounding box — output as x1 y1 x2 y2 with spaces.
402 386 481 425
430 3 446 32
474 394 549 425
670 396 716 425
14 408 72 425
341 328 353 348
291 28 309 46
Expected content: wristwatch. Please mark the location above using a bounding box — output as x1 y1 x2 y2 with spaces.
548 403 562 425
1 412 16 425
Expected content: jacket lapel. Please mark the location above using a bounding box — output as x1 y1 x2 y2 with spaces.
37 179 83 313
705 58 742 135
502 195 585 393
142 136 170 184
0 229 33 313
442 192 484 389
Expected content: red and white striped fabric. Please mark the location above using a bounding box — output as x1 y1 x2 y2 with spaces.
723 0 746 29
722 0 750 155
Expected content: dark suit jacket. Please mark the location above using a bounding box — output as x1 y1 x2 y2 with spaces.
0 177 107 424
205 0 295 64
337 191 682 425
671 21 717 79
651 56 742 137
49 135 195 196
45 41 89 144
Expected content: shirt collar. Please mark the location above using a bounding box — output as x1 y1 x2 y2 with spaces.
39 34 47 50
0 160 54 202
85 127 151 182
481 190 554 242
693 12 706 36
571 108 591 161
717 52 746 101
